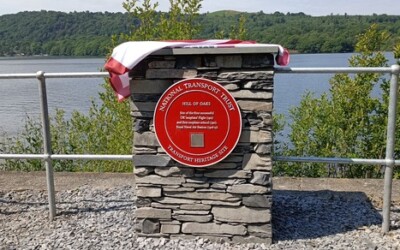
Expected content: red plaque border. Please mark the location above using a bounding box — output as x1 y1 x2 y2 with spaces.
154 78 242 167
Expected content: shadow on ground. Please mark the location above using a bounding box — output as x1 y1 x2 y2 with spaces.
272 190 382 241
57 199 134 216
0 190 134 217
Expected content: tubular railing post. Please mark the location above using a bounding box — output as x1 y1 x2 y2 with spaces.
36 71 56 221
382 64 400 233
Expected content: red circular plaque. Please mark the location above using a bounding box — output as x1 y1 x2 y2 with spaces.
154 78 242 167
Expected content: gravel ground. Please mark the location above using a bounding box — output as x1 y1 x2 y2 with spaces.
1 184 400 250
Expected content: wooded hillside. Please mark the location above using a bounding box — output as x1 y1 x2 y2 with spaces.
0 10 399 56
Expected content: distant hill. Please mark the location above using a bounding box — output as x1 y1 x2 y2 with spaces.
206 10 244 16
0 10 399 56
0 11 132 56
197 11 400 54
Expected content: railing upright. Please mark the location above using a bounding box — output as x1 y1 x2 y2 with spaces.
36 71 56 221
382 64 400 232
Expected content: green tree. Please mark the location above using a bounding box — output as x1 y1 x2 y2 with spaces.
275 24 399 178
121 0 202 41
229 14 247 40
122 0 160 41
159 0 202 40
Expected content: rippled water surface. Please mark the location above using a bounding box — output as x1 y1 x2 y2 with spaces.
0 57 105 135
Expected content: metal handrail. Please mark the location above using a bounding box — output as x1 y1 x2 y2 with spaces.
0 66 399 233
273 156 400 165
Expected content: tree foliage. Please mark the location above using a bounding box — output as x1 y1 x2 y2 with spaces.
0 11 132 56
1 84 133 172
120 0 202 41
1 10 400 56
275 24 400 178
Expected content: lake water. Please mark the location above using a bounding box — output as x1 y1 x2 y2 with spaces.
0 53 397 139
0 57 105 135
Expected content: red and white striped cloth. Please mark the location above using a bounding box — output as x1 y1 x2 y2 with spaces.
104 40 290 101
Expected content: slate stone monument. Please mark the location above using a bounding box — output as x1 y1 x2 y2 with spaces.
131 46 276 244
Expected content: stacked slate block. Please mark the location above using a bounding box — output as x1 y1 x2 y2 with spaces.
131 51 274 244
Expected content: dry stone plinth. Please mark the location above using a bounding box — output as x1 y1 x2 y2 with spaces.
132 48 274 244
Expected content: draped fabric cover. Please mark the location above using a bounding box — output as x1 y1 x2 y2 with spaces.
104 40 290 101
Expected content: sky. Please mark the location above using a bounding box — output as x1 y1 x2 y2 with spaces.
0 0 399 16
